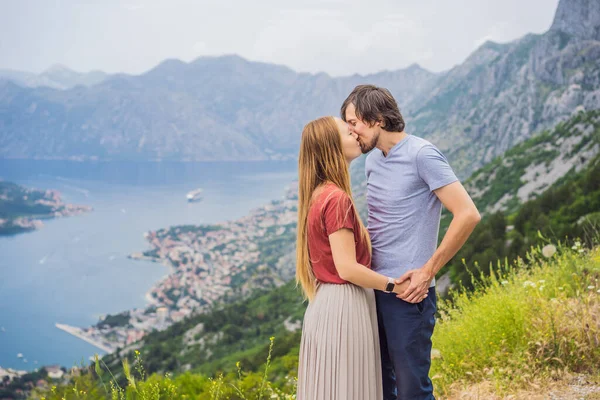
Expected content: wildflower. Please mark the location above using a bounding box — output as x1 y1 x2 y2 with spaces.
523 281 536 288
542 244 556 258
539 286 545 291
588 286 595 290
501 280 509 285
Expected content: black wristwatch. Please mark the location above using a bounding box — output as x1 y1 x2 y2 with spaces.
384 277 395 293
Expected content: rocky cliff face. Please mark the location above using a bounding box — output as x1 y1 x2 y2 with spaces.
464 110 600 215
550 0 600 41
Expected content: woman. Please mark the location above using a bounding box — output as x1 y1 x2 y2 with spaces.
296 116 409 400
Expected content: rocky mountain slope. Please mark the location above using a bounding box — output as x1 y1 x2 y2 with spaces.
410 0 600 176
465 109 600 215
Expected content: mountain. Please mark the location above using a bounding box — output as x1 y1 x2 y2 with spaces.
0 56 437 162
409 0 600 176
39 65 108 89
2 0 597 170
250 63 437 154
465 109 600 215
551 0 600 41
0 65 108 90
447 110 600 287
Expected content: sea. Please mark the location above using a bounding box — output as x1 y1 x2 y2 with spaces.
0 159 297 371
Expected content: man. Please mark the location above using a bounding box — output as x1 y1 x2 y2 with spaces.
341 85 481 399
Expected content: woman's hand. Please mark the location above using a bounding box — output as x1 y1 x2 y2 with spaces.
392 277 411 296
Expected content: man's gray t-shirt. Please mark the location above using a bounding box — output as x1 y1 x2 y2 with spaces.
365 135 458 287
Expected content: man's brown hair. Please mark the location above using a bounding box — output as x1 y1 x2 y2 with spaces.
341 85 405 132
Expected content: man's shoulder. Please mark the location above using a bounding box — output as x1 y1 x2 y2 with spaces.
404 135 435 154
401 136 450 166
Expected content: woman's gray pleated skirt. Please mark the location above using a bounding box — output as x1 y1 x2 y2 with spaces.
296 283 382 400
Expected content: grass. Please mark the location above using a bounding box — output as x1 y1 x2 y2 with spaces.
35 337 296 400
431 239 600 397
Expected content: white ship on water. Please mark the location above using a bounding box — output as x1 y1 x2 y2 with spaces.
186 188 203 202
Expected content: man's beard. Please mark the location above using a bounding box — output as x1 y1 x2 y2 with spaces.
360 132 379 154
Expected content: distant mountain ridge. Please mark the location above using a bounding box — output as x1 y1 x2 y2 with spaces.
1 0 599 178
0 55 438 163
0 64 108 90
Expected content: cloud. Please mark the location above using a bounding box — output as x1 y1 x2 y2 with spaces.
192 41 207 54
122 4 144 11
248 4 431 76
0 0 560 76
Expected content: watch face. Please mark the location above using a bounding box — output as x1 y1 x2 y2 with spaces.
385 281 395 292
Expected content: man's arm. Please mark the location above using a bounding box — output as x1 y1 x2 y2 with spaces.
397 181 481 303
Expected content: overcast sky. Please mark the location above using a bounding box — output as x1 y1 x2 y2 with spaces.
0 0 560 76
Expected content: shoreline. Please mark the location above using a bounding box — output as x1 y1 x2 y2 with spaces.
0 207 93 238
52 256 173 354
53 183 297 357
130 253 173 307
55 323 114 353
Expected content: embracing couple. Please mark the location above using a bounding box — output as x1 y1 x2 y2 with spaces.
295 85 481 399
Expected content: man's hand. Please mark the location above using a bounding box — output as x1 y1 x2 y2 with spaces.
395 266 433 303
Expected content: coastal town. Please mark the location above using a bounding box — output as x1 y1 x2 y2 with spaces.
59 183 299 352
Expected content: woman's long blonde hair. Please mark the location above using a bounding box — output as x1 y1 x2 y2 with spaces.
296 116 371 301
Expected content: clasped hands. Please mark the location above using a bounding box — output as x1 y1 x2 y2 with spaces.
391 266 433 304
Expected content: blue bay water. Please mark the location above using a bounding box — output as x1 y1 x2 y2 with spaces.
0 159 297 371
